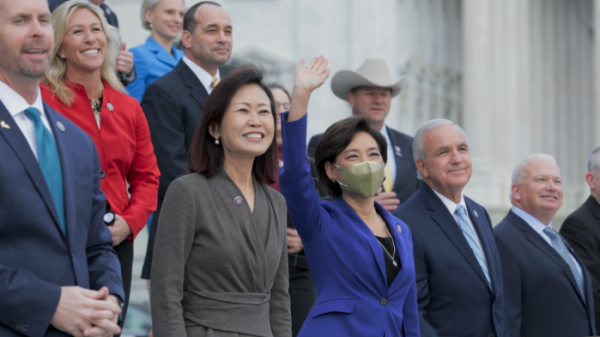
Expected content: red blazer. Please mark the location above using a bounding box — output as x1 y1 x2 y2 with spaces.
41 82 160 242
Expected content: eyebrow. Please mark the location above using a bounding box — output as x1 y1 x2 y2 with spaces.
205 24 233 30
343 147 379 154
233 102 270 107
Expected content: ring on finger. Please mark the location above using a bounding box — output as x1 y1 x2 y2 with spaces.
305 66 312 69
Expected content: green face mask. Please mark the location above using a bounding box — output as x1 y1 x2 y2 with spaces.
333 161 386 197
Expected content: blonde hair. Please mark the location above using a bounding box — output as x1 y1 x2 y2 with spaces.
140 0 162 30
42 1 125 106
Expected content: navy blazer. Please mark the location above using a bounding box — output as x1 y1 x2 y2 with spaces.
280 114 419 337
494 210 596 337
308 126 420 203
48 0 119 27
127 36 184 102
0 101 123 336
393 183 508 337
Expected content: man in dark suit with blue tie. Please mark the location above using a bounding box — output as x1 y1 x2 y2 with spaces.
0 0 124 335
307 59 420 213
393 119 508 337
495 154 596 337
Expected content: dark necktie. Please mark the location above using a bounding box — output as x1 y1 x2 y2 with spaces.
24 107 66 234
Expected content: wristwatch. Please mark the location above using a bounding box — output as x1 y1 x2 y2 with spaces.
104 210 116 226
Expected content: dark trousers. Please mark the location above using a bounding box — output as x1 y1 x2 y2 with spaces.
141 204 161 279
114 240 134 331
289 266 317 337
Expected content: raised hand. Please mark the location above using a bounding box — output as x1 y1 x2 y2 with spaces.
294 56 330 93
288 56 330 122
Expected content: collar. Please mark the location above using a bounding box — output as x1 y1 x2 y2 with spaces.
0 80 45 118
380 124 392 145
431 187 467 216
511 206 553 235
182 55 220 91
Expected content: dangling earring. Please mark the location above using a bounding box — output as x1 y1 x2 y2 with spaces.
214 137 219 145
60 54 66 58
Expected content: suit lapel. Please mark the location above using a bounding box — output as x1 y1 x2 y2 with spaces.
508 211 586 304
147 37 179 68
585 195 600 223
420 184 492 291
44 103 76 244
176 60 209 110
0 101 64 237
334 197 387 284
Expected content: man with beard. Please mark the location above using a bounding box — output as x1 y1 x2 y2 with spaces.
0 0 124 335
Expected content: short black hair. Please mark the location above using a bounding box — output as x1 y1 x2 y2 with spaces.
315 116 388 197
183 1 221 36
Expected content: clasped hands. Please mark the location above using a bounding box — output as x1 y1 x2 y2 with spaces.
51 286 121 337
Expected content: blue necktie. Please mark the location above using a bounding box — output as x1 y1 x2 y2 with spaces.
543 227 584 298
455 205 491 288
24 107 66 235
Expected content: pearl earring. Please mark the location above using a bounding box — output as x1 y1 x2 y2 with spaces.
214 137 219 145
60 54 65 58
149 23 153 28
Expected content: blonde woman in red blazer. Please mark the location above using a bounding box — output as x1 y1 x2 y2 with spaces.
41 1 159 324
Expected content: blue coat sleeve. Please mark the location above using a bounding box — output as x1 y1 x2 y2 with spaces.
85 145 125 301
126 47 148 102
279 113 332 242
402 226 421 337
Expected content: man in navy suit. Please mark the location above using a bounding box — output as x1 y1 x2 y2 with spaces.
495 154 596 337
0 0 124 335
140 1 232 280
308 59 419 212
393 119 508 337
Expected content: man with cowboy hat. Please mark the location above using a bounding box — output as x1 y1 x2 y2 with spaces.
307 58 420 212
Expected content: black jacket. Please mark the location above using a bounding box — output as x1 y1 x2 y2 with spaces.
561 195 600 331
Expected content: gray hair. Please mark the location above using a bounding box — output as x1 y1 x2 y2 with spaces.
412 118 469 180
588 146 600 175
511 154 558 185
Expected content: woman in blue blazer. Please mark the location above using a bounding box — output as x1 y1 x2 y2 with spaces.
128 0 185 102
279 56 419 336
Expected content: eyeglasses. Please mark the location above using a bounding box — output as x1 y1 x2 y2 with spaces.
275 102 291 110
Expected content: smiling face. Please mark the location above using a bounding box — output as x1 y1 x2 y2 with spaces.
347 86 392 130
58 8 106 76
182 4 232 74
270 88 290 143
213 83 274 161
325 131 384 185
512 157 563 224
146 0 185 42
0 0 53 82
417 124 472 200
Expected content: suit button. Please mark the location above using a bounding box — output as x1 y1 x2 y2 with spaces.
100 170 106 179
380 298 388 305
23 325 29 332
4 318 10 324
16 323 22 329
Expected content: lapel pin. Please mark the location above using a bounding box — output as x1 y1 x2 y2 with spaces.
0 121 10 129
474 210 479 218
394 145 402 157
234 196 243 206
56 121 65 131
396 224 402 233
107 103 114 111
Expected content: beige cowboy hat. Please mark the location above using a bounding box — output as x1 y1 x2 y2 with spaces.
331 58 407 101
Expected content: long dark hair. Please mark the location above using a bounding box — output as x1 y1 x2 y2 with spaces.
188 66 278 184
315 116 388 197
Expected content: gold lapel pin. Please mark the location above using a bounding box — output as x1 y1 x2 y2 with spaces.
0 121 10 129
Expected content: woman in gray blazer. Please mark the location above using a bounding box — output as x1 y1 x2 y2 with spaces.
151 67 291 337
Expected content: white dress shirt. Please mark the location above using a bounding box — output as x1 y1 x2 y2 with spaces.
380 124 396 182
432 189 489 269
182 56 220 95
0 80 51 161
511 206 583 279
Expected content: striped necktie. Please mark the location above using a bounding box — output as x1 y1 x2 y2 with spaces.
24 107 66 235
455 205 490 288
543 227 585 299
210 76 219 88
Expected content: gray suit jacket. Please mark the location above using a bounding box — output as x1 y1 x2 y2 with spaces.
151 170 291 337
